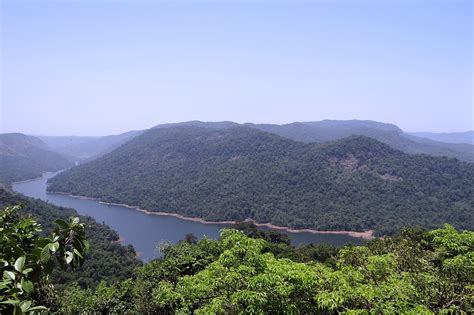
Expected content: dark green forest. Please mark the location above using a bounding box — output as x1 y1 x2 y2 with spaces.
2 206 473 314
0 187 141 290
48 126 474 235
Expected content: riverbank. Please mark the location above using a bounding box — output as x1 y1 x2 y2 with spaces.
49 191 374 240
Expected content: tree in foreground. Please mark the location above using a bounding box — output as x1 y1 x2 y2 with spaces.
0 205 89 314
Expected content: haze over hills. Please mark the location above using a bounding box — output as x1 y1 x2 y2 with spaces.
408 131 474 145
38 130 144 161
154 120 474 162
47 126 474 235
0 133 73 184
30 120 473 164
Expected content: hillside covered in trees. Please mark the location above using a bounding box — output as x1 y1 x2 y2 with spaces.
153 120 474 162
0 187 141 289
0 133 73 184
48 126 474 235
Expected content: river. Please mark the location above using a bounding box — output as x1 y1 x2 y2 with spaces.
13 172 364 261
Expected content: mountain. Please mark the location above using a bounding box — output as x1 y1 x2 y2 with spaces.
47 126 474 235
0 133 73 184
152 120 474 162
38 130 143 161
252 120 474 162
408 131 474 145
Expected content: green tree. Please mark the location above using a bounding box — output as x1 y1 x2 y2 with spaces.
0 205 89 314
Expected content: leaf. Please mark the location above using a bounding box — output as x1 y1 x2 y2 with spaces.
22 268 33 275
20 300 32 312
50 242 59 253
26 305 48 312
65 251 74 264
55 219 69 229
73 248 83 259
4 271 15 281
14 256 25 272
83 240 90 252
72 217 80 225
21 279 34 293
40 245 51 264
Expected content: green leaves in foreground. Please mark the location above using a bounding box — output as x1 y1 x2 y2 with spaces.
59 225 473 314
0 205 89 314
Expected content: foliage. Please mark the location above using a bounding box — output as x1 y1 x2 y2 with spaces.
48 126 474 235
0 187 141 290
0 205 88 314
60 225 474 314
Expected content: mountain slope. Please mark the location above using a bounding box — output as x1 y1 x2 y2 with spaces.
408 131 474 145
38 130 143 161
0 133 73 184
151 120 474 162
47 127 474 235
251 120 474 162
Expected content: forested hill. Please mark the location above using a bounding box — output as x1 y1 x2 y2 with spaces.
153 120 474 162
0 187 141 289
0 133 73 184
254 121 474 162
47 127 474 235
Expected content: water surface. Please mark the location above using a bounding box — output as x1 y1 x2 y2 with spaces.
13 172 364 261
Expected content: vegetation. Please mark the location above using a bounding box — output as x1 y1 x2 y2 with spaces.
2 202 472 313
0 188 141 290
252 120 474 162
59 224 474 314
48 126 474 235
153 120 474 161
0 133 73 185
0 206 88 314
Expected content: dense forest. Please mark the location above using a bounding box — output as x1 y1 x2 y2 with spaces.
2 206 472 313
48 126 474 235
152 120 474 162
0 133 73 184
0 187 141 290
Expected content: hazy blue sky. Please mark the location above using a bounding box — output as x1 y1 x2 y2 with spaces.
1 0 472 136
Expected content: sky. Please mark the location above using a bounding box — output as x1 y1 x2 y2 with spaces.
1 0 472 136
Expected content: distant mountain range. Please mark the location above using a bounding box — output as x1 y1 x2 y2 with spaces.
32 120 474 163
408 131 474 145
38 130 144 161
0 133 73 184
153 120 474 162
47 126 474 235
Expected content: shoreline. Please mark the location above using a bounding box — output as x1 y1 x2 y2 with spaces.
48 191 374 240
